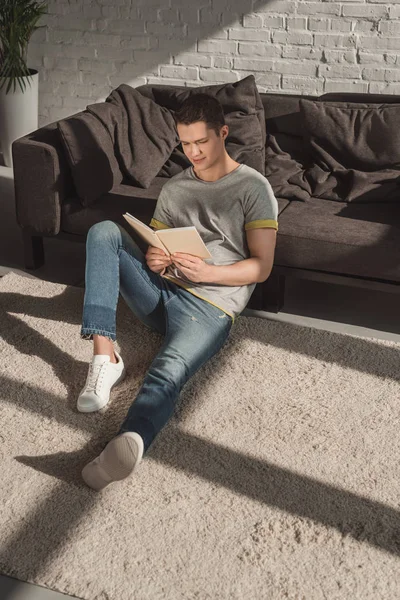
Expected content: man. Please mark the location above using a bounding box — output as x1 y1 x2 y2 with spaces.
79 93 278 491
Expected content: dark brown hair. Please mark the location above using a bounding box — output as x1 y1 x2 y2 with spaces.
174 93 225 135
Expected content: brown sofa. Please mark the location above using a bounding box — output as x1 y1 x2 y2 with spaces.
12 84 400 312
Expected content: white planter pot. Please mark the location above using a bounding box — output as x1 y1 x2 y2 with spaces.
0 69 39 168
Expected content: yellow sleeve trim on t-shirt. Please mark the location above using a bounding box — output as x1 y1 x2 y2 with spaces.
150 218 171 230
245 219 278 231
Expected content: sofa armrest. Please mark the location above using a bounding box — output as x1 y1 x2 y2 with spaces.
12 118 78 236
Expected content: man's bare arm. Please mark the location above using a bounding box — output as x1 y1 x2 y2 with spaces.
171 228 277 285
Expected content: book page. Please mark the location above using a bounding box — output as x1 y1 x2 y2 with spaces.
123 213 167 252
157 226 212 259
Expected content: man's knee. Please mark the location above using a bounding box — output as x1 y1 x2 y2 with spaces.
149 351 189 390
87 220 122 245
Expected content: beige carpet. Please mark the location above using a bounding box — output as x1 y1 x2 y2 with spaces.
1 271 400 600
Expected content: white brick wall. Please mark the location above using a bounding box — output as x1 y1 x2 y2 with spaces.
28 0 400 127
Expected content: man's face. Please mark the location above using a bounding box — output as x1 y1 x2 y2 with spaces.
177 121 228 172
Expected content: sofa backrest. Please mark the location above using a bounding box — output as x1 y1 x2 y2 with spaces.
260 92 315 137
320 92 400 103
259 92 318 161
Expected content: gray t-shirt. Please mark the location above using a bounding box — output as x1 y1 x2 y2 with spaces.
150 163 279 320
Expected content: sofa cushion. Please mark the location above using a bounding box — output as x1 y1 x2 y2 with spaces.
57 112 124 207
275 197 400 282
138 75 266 175
300 99 400 202
61 178 168 238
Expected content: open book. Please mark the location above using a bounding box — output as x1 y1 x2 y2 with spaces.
123 212 212 259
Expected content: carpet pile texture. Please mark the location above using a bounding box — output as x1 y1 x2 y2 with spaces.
0 272 399 599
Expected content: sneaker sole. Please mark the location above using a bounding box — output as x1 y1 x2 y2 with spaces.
77 367 126 413
82 432 144 491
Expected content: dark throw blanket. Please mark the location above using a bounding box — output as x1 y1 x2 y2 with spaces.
265 99 400 204
86 84 180 189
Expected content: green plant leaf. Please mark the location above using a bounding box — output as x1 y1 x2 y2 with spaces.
0 0 48 94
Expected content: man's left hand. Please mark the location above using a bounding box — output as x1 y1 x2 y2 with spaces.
171 253 213 283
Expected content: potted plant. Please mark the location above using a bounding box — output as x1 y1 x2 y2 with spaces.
0 0 48 167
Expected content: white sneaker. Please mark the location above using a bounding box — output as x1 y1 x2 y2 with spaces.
77 351 126 413
81 432 144 491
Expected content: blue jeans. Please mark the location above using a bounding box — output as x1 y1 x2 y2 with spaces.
80 220 233 454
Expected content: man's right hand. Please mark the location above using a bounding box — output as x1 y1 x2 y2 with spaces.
145 246 172 275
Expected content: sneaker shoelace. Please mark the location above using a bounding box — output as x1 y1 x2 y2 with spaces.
86 362 108 394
